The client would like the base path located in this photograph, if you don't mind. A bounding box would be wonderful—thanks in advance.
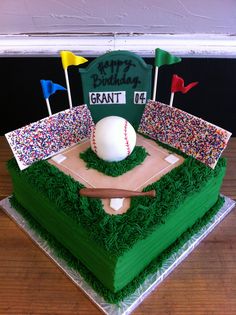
[49,134,184,215]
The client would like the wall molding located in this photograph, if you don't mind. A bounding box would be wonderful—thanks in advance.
[1,33,236,58]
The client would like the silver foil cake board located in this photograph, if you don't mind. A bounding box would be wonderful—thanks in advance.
[0,196,235,315]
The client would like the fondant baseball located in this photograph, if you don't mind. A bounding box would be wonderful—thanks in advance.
[91,116,136,162]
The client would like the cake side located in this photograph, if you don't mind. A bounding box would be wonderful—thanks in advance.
[114,164,226,291]
[7,158,118,291]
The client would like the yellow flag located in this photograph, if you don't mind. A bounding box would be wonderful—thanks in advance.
[60,51,88,70]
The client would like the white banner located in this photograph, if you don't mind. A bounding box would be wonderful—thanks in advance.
[89,91,126,105]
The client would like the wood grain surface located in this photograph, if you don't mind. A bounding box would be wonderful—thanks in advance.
[0,136,235,315]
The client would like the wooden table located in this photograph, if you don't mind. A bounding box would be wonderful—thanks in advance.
[0,136,236,314]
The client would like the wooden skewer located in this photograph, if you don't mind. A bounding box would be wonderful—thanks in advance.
[79,188,156,198]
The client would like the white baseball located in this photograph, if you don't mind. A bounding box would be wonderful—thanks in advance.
[90,116,136,162]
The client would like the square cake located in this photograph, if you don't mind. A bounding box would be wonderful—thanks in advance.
[6,49,231,304]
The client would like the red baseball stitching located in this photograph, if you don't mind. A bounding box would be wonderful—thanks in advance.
[124,120,131,156]
[91,126,97,153]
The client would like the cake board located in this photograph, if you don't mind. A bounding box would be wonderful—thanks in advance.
[0,196,235,315]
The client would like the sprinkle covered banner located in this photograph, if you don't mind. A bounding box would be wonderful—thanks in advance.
[5,105,94,170]
[138,101,231,169]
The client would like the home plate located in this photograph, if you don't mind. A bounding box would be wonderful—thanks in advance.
[48,134,184,215]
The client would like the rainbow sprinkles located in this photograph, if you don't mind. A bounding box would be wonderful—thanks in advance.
[5,105,94,170]
[138,101,231,169]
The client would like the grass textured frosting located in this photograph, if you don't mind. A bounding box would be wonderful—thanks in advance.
[80,145,148,177]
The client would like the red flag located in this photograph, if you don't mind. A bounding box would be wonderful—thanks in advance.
[171,74,198,94]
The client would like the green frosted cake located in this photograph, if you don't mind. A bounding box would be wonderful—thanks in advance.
[5,49,231,304]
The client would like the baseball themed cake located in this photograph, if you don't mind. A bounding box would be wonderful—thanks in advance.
[3,48,233,311]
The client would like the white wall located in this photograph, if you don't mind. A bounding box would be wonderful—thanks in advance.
[0,0,236,57]
[1,0,236,35]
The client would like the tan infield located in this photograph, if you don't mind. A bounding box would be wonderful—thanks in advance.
[48,134,184,215]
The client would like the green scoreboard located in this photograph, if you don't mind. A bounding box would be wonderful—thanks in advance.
[80,51,152,128]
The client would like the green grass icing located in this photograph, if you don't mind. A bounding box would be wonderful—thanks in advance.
[7,148,226,258]
[80,145,148,177]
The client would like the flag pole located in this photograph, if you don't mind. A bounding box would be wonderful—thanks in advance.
[45,98,52,116]
[170,74,198,107]
[153,48,182,102]
[169,92,175,107]
[152,66,159,101]
[60,51,88,110]
[64,69,73,109]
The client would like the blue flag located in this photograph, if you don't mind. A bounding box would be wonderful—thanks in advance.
[40,80,66,99]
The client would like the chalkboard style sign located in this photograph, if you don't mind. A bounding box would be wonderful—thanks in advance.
[79,51,152,127]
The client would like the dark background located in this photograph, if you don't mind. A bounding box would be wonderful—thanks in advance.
[1,57,235,136]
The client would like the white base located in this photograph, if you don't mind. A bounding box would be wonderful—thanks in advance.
[0,196,235,315]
